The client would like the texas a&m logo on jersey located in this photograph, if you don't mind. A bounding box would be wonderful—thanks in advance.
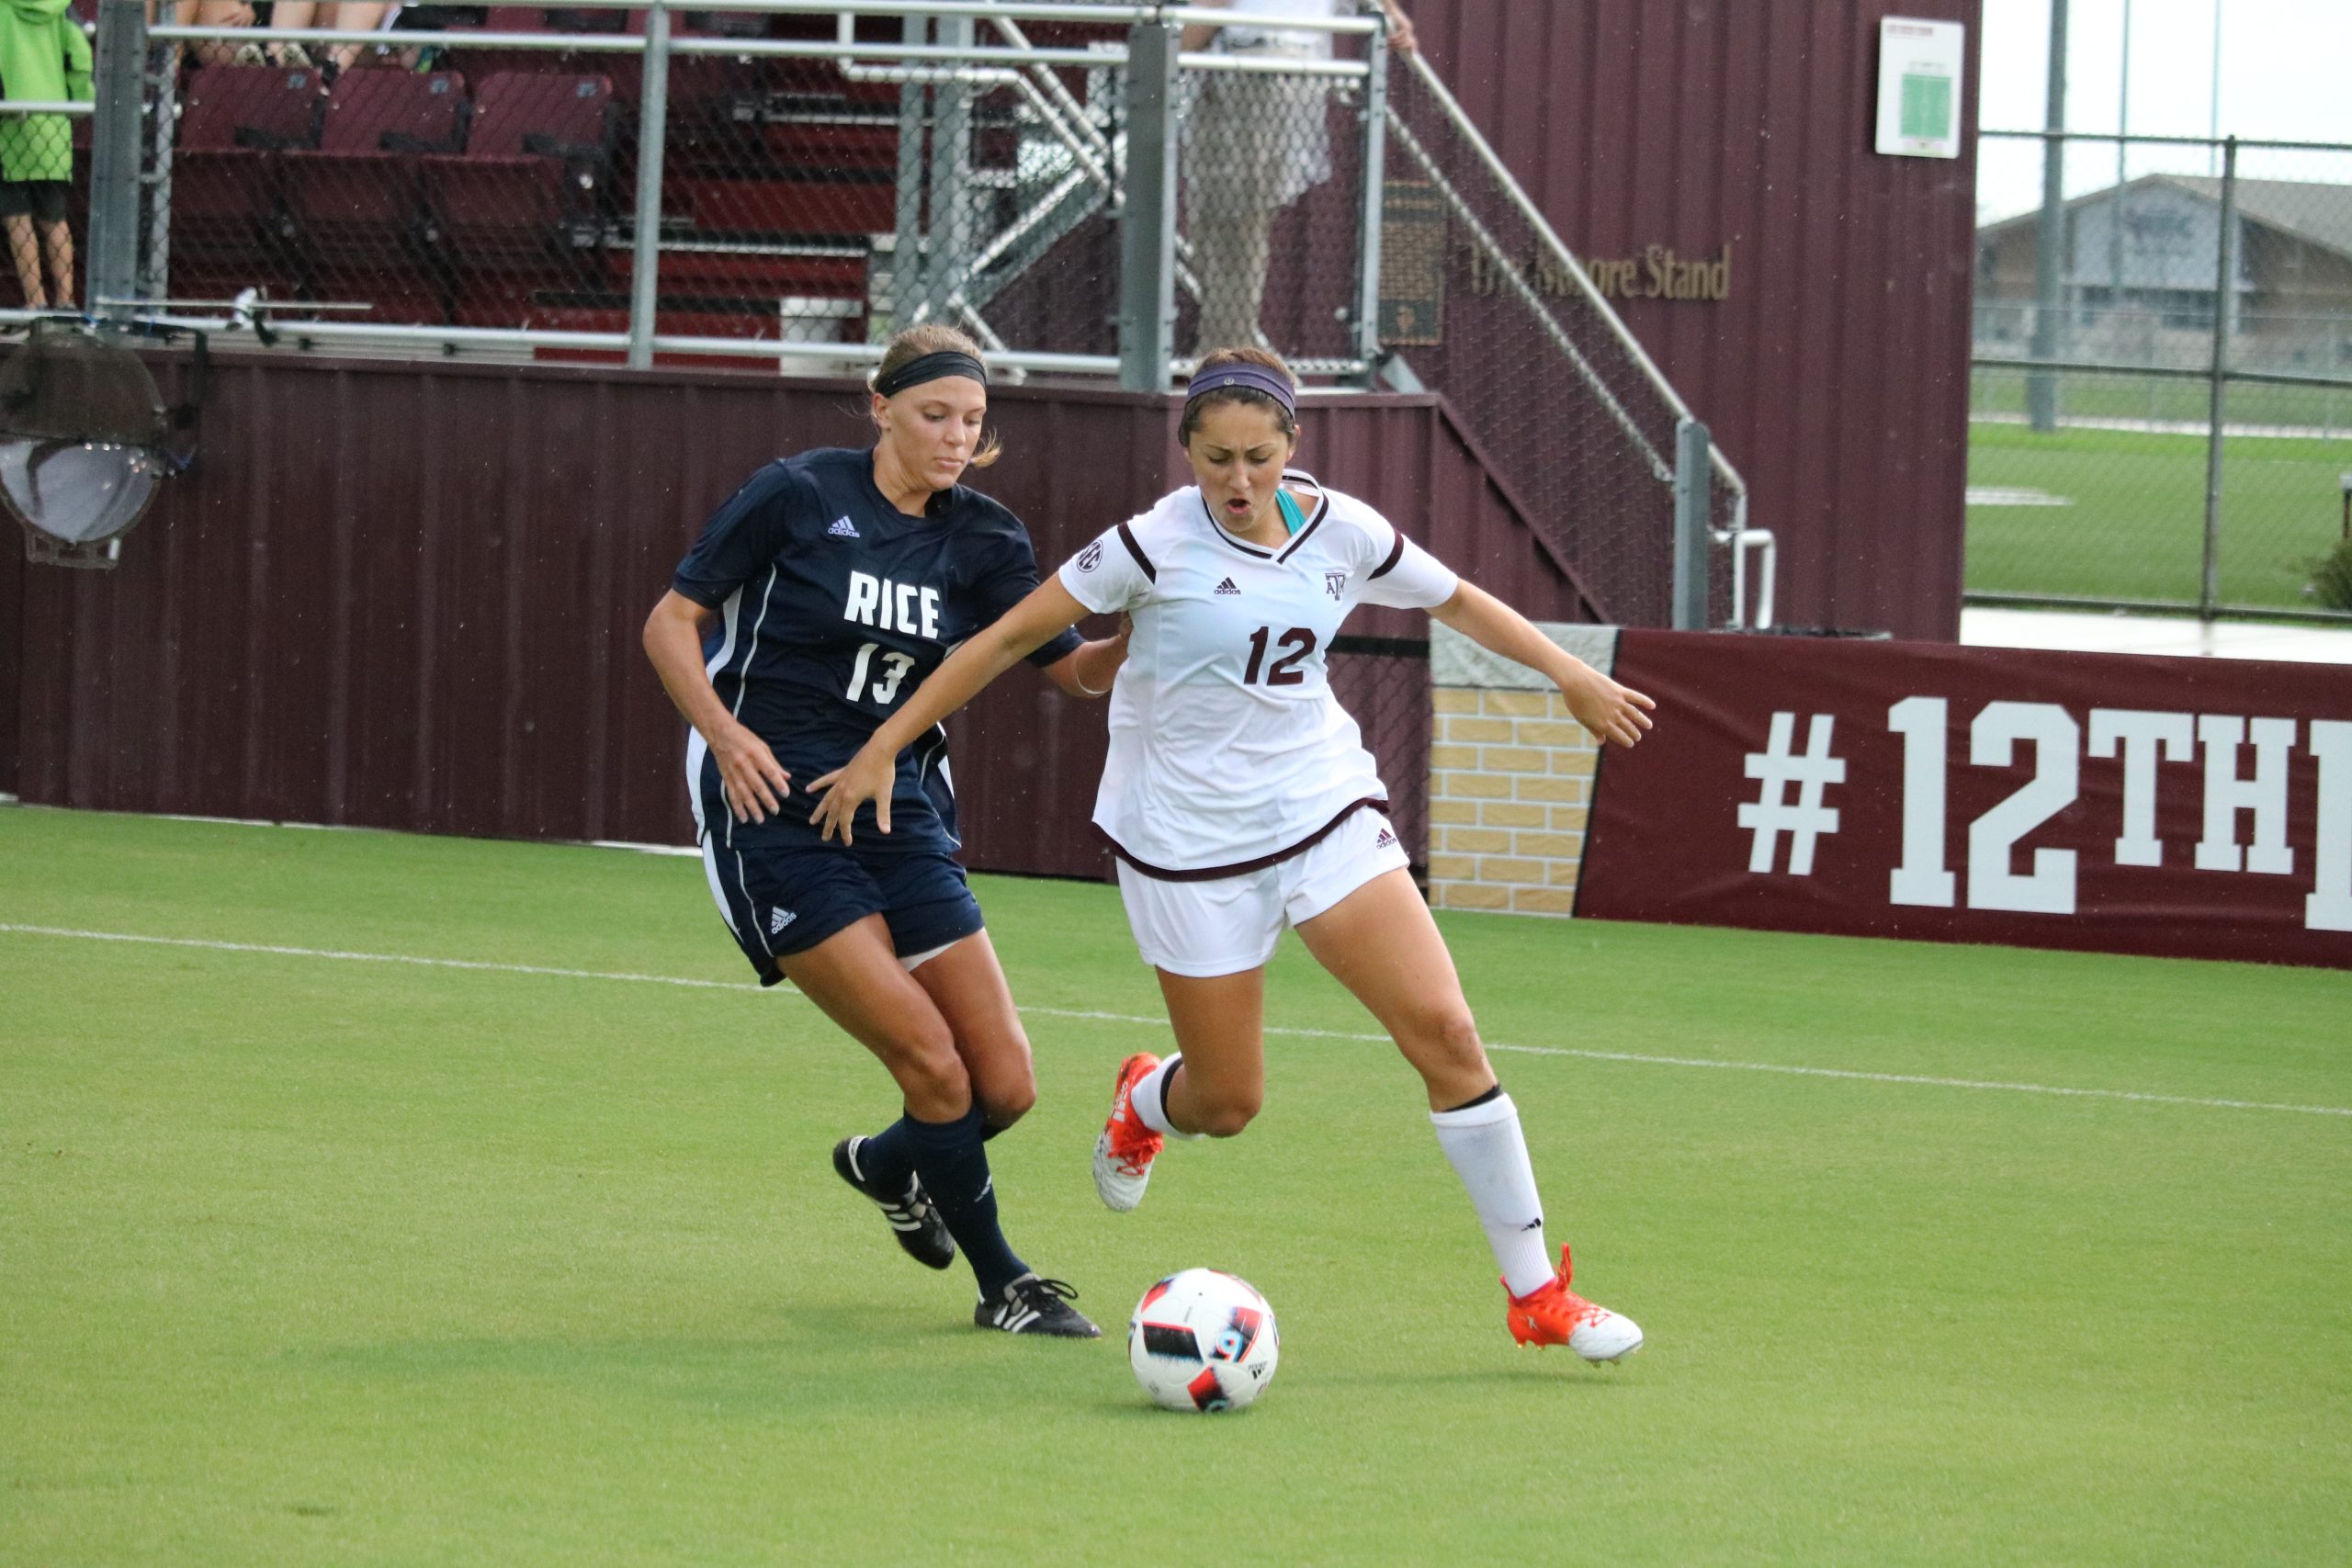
[1324,570,1349,602]
[1077,540,1103,572]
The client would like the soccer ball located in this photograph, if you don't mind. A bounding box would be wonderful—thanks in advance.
[1126,1268,1280,1413]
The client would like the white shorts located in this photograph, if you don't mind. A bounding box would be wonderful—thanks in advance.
[1114,808,1408,977]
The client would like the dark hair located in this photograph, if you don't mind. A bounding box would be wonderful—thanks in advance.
[870,324,1001,468]
[1178,346,1299,447]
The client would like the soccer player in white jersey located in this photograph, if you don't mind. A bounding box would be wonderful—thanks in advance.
[810,349,1656,1361]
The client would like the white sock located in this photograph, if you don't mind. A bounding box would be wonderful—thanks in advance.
[1430,1090,1555,1298]
[1131,1055,1204,1140]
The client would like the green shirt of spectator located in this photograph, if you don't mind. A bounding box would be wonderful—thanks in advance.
[0,0,95,185]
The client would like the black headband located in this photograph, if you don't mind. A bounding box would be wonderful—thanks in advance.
[1183,362,1296,415]
[874,350,989,399]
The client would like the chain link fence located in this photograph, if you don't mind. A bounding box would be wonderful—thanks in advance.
[1973,129,2352,620]
[89,3,1385,375]
[1327,632,1429,871]
[1379,52,1755,632]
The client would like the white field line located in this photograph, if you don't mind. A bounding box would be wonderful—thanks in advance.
[4,922,2347,1121]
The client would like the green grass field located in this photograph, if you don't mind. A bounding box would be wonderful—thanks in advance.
[1965,420,2352,610]
[1970,367,2352,435]
[6,807,2349,1564]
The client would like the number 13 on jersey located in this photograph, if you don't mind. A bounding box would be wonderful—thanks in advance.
[847,641,916,705]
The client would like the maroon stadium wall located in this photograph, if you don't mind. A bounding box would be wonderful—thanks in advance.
[1578,631,2352,968]
[1407,0,1984,638]
[4,355,1589,875]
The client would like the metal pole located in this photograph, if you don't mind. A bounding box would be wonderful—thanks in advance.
[2028,0,2069,433]
[143,65,178,302]
[1117,19,1177,392]
[892,12,929,330]
[2109,0,2128,334]
[2199,136,2237,620]
[86,0,150,319]
[1672,419,1711,631]
[627,2,673,370]
[927,12,977,324]
[2208,0,2222,174]
[1350,21,1387,385]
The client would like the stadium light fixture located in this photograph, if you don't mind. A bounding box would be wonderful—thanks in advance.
[0,320,178,569]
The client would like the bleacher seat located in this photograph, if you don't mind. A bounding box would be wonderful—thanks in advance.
[169,66,323,296]
[423,73,613,288]
[282,70,467,319]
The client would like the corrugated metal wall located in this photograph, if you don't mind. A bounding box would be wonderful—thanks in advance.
[5,355,1588,874]
[1408,0,1983,637]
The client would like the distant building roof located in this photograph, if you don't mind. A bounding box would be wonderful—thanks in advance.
[1979,175,2352,265]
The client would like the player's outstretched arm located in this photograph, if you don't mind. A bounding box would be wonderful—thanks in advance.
[1038,617,1132,700]
[641,590,794,823]
[1428,581,1657,749]
[808,577,1092,843]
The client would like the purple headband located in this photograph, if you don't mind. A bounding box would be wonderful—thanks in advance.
[1183,362,1296,415]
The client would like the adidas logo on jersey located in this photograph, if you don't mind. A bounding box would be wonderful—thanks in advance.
[1374,828,1397,850]
[1214,578,1240,596]
[769,907,798,935]
[828,515,860,538]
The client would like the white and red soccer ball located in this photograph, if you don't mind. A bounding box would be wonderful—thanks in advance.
[1126,1268,1280,1413]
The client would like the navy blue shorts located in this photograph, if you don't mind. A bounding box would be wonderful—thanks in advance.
[698,838,983,986]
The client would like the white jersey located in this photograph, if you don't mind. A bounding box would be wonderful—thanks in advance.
[1214,0,1343,57]
[1057,472,1459,878]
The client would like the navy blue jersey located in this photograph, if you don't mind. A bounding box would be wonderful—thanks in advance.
[672,446,1081,853]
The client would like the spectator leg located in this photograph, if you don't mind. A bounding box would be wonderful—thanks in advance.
[7,215,48,310]
[42,220,74,310]
[322,4,391,71]
[1191,203,1275,355]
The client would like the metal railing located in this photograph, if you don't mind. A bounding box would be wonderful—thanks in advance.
[1381,51,1767,629]
[26,1,1764,633]
[1973,127,2352,621]
[76,0,1382,382]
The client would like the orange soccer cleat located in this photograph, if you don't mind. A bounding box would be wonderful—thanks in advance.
[1505,1245,1644,1363]
[1091,1053,1165,1213]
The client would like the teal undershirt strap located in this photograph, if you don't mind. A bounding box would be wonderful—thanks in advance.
[1275,488,1306,536]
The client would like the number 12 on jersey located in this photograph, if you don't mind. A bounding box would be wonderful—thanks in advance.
[847,641,916,705]
[1243,626,1317,686]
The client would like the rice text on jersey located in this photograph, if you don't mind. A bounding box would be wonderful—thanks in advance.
[844,570,944,639]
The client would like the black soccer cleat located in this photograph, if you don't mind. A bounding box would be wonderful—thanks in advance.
[831,1136,956,1270]
[975,1274,1101,1338]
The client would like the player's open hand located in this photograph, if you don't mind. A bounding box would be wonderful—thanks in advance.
[1561,667,1657,749]
[712,723,792,823]
[807,746,896,845]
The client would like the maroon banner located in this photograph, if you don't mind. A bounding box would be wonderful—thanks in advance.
[1577,630,2352,968]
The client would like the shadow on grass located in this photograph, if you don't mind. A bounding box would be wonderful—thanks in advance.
[311,1302,1127,1418]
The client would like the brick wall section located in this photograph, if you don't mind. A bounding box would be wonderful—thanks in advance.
[1427,624,1617,917]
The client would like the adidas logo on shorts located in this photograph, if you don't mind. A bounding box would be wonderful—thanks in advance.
[1214,578,1240,595]
[828,515,860,538]
[769,907,798,935]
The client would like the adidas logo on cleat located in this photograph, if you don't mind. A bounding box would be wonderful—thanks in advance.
[828,515,860,538]
[1214,578,1240,596]
[769,907,797,935]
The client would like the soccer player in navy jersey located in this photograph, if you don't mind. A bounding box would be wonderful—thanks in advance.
[640,325,1130,1337]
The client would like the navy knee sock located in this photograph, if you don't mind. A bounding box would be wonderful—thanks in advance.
[854,1117,920,1195]
[857,1106,1008,1195]
[865,1104,1011,1189]
[901,1106,1028,1297]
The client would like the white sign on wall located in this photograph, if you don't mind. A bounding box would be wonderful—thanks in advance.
[1876,17,1965,159]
